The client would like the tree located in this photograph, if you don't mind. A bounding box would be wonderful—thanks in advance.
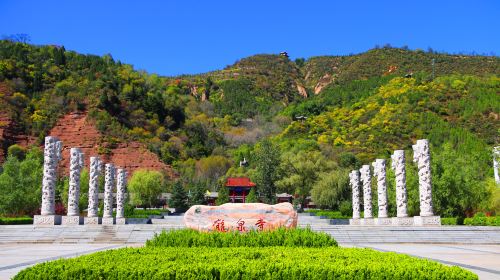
[277,150,337,205]
[310,169,350,209]
[195,155,232,182]
[7,144,27,160]
[216,185,229,205]
[189,180,206,206]
[245,188,258,203]
[170,181,189,212]
[128,170,164,208]
[254,139,281,204]
[0,147,43,216]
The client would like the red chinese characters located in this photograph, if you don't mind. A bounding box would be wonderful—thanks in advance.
[255,218,266,231]
[212,219,227,232]
[236,219,246,232]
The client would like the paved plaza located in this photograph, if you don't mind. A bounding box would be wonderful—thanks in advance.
[0,214,499,279]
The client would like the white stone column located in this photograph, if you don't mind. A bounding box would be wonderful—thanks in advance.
[66,148,84,216]
[391,150,408,217]
[349,170,361,225]
[85,156,102,225]
[412,139,434,216]
[494,146,500,185]
[35,136,63,226]
[373,159,391,225]
[413,139,440,225]
[360,165,373,225]
[102,163,116,224]
[115,168,127,224]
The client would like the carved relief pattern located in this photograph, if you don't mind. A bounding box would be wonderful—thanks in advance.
[87,156,102,217]
[349,170,361,219]
[103,163,115,218]
[391,150,408,218]
[372,159,388,218]
[360,165,372,218]
[115,168,127,219]
[413,139,434,217]
[67,148,84,216]
[41,136,63,215]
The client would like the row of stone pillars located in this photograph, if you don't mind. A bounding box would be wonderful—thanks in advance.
[349,139,441,226]
[34,136,128,226]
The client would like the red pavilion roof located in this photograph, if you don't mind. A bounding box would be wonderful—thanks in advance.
[225,177,256,187]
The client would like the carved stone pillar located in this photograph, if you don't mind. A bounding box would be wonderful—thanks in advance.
[413,139,440,225]
[359,165,373,225]
[35,136,63,226]
[115,168,128,224]
[390,150,413,226]
[85,156,102,225]
[62,148,85,225]
[349,170,361,225]
[102,163,116,225]
[373,159,391,225]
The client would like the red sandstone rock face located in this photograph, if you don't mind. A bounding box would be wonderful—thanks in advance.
[184,203,298,232]
[47,111,174,178]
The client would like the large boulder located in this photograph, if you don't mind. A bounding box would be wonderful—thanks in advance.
[184,202,297,232]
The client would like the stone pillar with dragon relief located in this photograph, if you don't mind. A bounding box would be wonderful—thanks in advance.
[102,163,116,225]
[62,148,85,225]
[372,159,391,225]
[349,170,361,225]
[84,156,102,225]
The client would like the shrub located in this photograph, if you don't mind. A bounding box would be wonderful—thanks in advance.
[464,213,500,226]
[0,217,33,225]
[441,217,458,225]
[315,210,350,219]
[146,228,338,248]
[14,247,477,280]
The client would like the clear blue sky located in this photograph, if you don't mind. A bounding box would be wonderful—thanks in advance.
[1,1,498,76]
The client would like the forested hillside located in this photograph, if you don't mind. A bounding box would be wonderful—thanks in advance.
[0,39,498,217]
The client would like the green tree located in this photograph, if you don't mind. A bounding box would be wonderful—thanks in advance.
[0,147,43,216]
[189,180,206,206]
[170,181,189,212]
[7,144,27,160]
[245,188,258,203]
[216,185,229,205]
[310,169,350,209]
[128,170,164,208]
[254,139,281,204]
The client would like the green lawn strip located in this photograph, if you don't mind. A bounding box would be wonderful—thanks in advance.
[0,217,33,225]
[14,247,477,280]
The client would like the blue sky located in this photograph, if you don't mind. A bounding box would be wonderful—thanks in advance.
[1,1,498,76]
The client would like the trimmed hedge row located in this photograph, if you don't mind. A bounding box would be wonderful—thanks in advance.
[14,247,477,280]
[464,215,500,226]
[146,228,338,248]
[0,217,33,225]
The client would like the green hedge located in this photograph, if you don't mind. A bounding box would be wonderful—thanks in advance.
[441,217,459,225]
[464,213,500,226]
[0,217,33,225]
[314,210,351,219]
[14,247,476,280]
[146,228,338,248]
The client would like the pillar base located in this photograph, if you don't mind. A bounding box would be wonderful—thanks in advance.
[360,218,374,225]
[116,218,127,225]
[374,217,392,225]
[102,217,115,225]
[414,216,441,226]
[84,217,101,225]
[34,215,61,226]
[391,217,414,226]
[61,216,83,225]
[349,218,361,225]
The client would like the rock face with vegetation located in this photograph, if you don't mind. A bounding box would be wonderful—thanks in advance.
[0,39,499,219]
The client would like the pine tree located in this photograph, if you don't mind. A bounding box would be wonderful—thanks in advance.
[216,185,229,205]
[190,181,206,206]
[170,181,188,212]
[255,139,281,204]
[245,188,258,203]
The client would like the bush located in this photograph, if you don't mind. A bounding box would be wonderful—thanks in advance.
[315,210,350,219]
[0,217,33,225]
[146,228,337,248]
[464,213,500,226]
[14,247,477,280]
[441,217,459,225]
